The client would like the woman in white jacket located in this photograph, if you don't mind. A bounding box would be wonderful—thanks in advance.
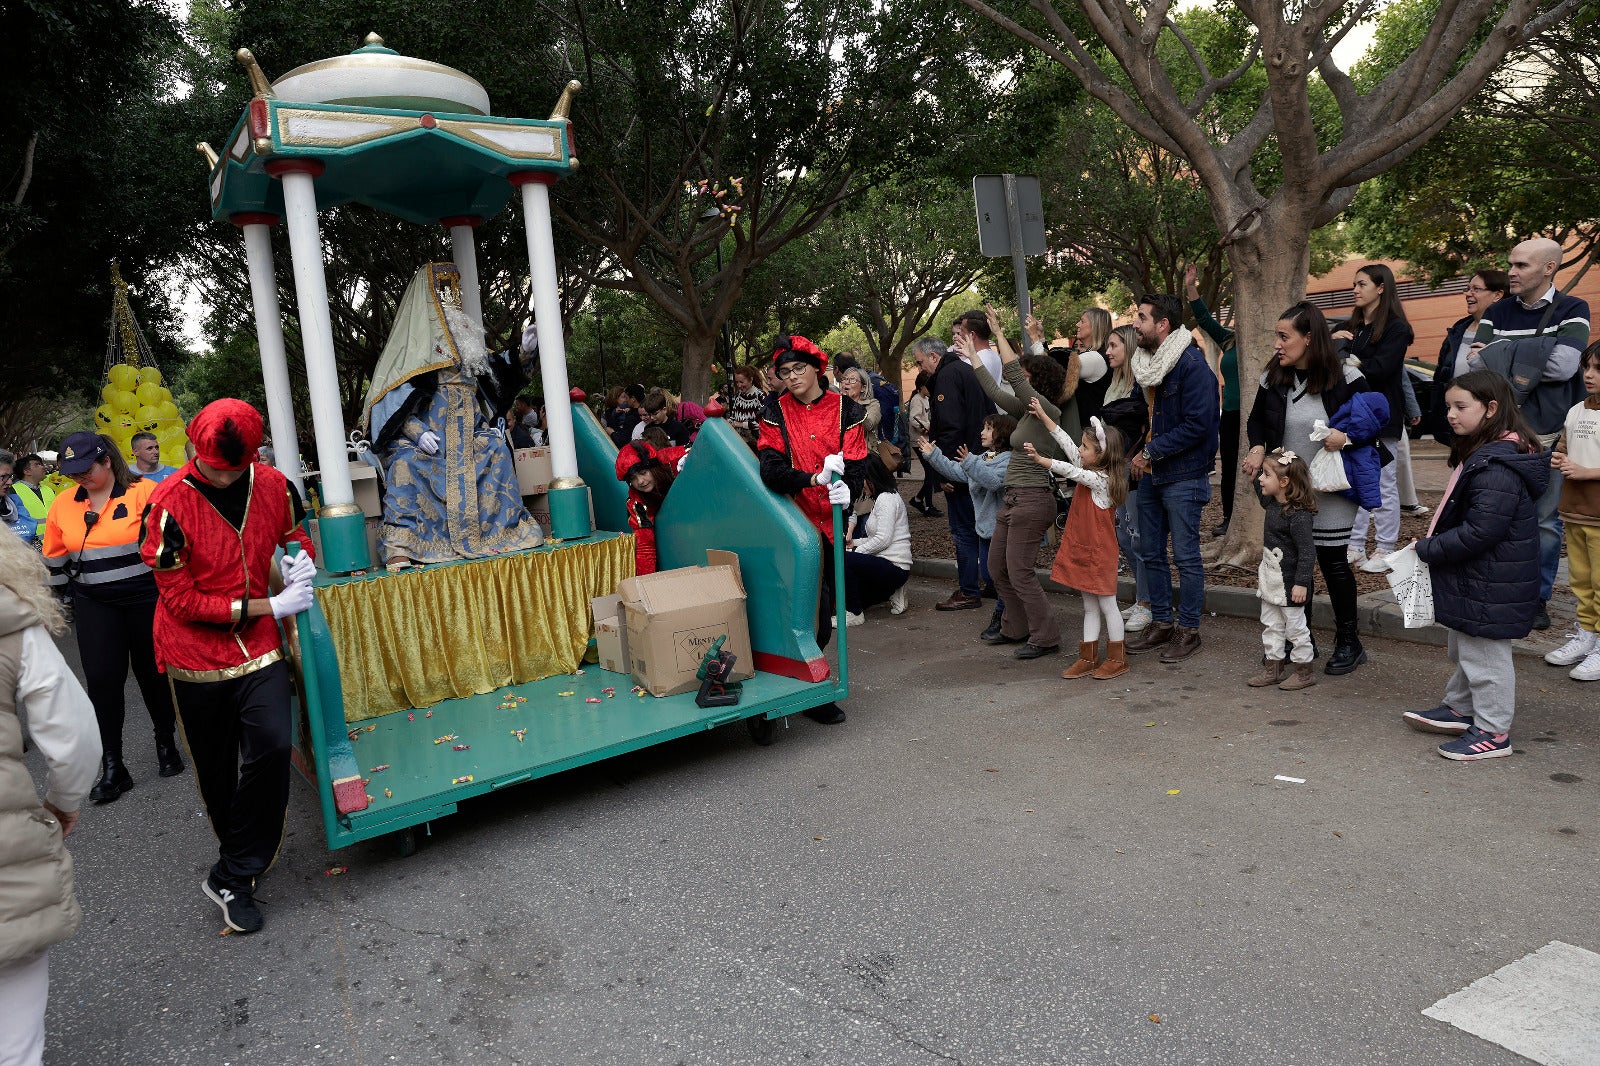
[0,527,100,1065]
[843,455,912,624]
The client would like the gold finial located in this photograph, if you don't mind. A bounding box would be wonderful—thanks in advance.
[364,32,384,45]
[196,142,219,168]
[549,80,582,122]
[236,47,275,99]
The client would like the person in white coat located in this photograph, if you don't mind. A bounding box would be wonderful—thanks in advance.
[0,528,100,1066]
[843,455,912,624]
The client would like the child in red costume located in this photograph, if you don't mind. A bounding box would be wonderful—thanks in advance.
[614,439,688,576]
[141,399,313,935]
[756,335,868,723]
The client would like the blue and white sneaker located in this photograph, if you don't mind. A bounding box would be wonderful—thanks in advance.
[1403,704,1472,735]
[1438,727,1512,761]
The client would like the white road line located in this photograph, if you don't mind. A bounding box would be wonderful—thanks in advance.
[1423,940,1600,1066]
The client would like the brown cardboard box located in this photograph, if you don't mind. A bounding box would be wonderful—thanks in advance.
[590,593,630,675]
[618,549,752,697]
[350,463,382,519]
[514,447,553,496]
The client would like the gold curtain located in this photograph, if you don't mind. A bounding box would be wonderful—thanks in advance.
[319,536,634,723]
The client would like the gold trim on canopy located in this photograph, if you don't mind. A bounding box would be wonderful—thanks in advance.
[318,537,634,722]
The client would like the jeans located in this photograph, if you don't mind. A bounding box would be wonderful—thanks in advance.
[1350,448,1401,556]
[843,552,909,614]
[1115,499,1148,603]
[1137,475,1210,628]
[1538,468,1564,603]
[992,486,1061,647]
[944,485,980,597]
[977,537,1003,611]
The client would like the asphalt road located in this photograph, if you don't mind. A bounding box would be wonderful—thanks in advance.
[31,578,1599,1065]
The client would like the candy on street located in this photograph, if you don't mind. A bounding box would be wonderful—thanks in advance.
[452,744,470,751]
[451,775,474,784]
[325,865,347,877]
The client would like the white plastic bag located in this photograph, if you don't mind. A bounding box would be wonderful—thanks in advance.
[1308,421,1352,494]
[1383,544,1434,628]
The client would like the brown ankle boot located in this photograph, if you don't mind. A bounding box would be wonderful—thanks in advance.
[1092,640,1128,679]
[1061,641,1100,679]
[1247,659,1285,687]
[1278,661,1317,690]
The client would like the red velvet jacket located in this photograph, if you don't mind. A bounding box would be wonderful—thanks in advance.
[140,463,311,682]
[623,445,689,576]
[756,390,869,541]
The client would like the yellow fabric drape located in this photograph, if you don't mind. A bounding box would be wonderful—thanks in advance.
[319,536,634,723]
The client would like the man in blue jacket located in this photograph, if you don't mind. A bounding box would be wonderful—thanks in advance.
[1124,294,1221,663]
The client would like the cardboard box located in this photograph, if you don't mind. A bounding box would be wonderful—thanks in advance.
[590,594,630,674]
[350,463,382,519]
[514,447,553,496]
[618,549,752,697]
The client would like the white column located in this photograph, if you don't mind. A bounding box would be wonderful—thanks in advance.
[517,179,578,480]
[278,169,354,508]
[448,224,484,328]
[239,222,304,494]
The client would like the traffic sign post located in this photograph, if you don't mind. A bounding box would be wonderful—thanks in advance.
[973,174,1045,332]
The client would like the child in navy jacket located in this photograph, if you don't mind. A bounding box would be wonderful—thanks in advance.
[1403,371,1548,760]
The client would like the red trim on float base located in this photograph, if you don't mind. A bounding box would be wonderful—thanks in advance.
[265,159,326,178]
[752,650,831,683]
[508,171,559,188]
[230,212,280,228]
[440,215,484,229]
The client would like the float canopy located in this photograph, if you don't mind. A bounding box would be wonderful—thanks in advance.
[206,34,575,226]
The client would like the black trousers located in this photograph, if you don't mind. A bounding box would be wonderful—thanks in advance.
[913,455,939,508]
[172,661,293,894]
[1220,408,1240,524]
[1315,546,1359,629]
[843,552,909,614]
[72,591,176,760]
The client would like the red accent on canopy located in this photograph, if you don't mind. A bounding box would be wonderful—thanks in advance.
[508,171,559,188]
[440,215,484,229]
[419,114,438,129]
[264,159,326,178]
[569,387,587,402]
[229,212,280,228]
[703,399,727,419]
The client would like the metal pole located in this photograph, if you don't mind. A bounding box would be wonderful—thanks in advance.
[1003,173,1031,330]
[446,221,484,328]
[237,218,304,495]
[514,178,579,481]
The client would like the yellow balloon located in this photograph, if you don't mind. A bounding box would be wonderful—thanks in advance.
[135,382,162,407]
[111,389,138,414]
[94,404,115,428]
[101,383,120,405]
[156,401,179,421]
[160,446,187,467]
[107,364,138,390]
[137,367,163,387]
[136,405,162,431]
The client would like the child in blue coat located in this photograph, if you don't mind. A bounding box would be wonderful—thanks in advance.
[1403,371,1548,760]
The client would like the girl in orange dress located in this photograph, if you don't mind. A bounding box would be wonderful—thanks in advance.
[1023,398,1131,679]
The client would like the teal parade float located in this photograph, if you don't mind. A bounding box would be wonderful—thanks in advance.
[200,36,849,854]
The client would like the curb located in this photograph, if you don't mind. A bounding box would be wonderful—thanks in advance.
[910,557,1546,659]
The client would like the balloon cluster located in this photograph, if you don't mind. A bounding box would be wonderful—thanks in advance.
[95,364,188,465]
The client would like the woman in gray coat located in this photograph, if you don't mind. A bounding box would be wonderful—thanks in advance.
[0,531,100,1065]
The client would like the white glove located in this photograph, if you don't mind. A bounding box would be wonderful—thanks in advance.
[813,453,846,486]
[827,479,851,507]
[676,452,689,472]
[279,550,316,585]
[418,431,440,455]
[269,579,314,619]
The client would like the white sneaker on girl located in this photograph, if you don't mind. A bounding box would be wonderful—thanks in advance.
[1545,628,1598,667]
[1571,649,1600,682]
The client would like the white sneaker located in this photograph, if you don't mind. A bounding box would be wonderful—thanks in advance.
[1359,555,1391,574]
[1125,604,1153,632]
[889,586,908,615]
[1571,648,1600,682]
[1545,629,1598,667]
[1120,603,1135,621]
[844,611,865,627]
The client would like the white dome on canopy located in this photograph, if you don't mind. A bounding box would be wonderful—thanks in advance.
[271,34,492,116]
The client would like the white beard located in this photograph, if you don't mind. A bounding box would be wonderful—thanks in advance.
[441,290,490,378]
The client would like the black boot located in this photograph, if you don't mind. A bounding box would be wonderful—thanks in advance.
[979,607,1004,642]
[1324,621,1367,676]
[155,734,185,778]
[89,755,134,804]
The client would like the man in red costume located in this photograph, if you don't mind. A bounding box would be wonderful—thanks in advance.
[757,335,868,723]
[615,439,689,576]
[140,399,314,935]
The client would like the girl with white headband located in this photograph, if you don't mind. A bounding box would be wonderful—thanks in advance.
[1023,402,1131,679]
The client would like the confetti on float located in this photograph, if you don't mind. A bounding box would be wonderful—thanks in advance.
[585,697,602,704]
[452,744,470,751]
[369,764,389,773]
[511,728,527,743]
[452,775,474,785]
[383,788,393,799]
[434,734,459,745]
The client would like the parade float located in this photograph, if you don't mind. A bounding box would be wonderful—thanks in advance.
[200,36,848,854]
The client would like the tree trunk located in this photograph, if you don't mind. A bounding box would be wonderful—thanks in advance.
[679,330,718,404]
[1209,212,1312,570]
